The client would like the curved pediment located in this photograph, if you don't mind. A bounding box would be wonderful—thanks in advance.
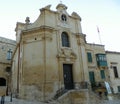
[71,12,81,21]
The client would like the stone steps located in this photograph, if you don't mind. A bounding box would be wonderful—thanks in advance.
[1,92,120,104]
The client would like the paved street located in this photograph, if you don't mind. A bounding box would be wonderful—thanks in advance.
[99,100,120,104]
[0,96,120,104]
[0,96,46,104]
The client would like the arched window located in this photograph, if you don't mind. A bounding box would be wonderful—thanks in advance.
[0,78,6,86]
[61,32,70,47]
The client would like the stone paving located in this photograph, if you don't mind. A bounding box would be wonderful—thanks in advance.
[1,96,120,104]
[98,100,120,104]
[0,96,46,104]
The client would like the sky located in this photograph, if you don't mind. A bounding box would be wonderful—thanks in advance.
[0,0,120,51]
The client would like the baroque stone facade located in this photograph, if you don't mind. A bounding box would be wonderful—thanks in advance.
[10,3,110,102]
[0,37,16,95]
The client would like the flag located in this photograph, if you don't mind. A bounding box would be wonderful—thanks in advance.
[96,25,102,44]
[97,26,100,33]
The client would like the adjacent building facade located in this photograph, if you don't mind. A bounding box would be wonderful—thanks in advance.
[0,37,16,95]
[11,3,109,101]
[106,51,120,93]
[86,44,108,92]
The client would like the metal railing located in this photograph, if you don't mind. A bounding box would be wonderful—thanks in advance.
[54,87,67,100]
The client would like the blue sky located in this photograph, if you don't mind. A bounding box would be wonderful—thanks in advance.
[0,0,120,51]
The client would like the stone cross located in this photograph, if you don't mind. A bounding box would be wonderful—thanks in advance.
[60,0,62,4]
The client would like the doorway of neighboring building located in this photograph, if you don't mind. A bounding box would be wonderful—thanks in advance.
[89,71,95,83]
[89,71,95,89]
[63,64,74,90]
[0,78,6,86]
[0,78,7,96]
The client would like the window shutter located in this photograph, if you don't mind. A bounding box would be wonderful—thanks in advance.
[87,52,92,62]
[118,86,120,92]
[100,70,105,79]
[113,66,119,78]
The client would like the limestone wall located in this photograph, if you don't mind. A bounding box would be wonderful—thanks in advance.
[106,51,120,93]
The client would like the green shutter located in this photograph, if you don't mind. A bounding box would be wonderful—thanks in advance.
[87,52,92,62]
[89,71,95,83]
[100,70,105,79]
[118,86,120,92]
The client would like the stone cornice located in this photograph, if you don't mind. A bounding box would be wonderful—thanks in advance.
[0,61,11,65]
[22,26,55,43]
[74,33,86,45]
[22,26,55,34]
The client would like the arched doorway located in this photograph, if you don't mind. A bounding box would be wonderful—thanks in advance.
[0,78,7,96]
[0,78,6,86]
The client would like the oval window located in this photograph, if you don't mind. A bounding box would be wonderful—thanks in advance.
[61,14,67,21]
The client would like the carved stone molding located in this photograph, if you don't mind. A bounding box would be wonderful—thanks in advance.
[75,33,86,46]
[57,48,77,61]
[23,33,52,44]
[40,32,52,41]
[22,26,54,43]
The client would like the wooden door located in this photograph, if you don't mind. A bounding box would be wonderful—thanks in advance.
[63,64,74,90]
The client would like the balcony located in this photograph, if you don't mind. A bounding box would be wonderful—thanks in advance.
[96,54,107,68]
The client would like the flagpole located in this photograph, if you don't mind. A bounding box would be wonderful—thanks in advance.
[97,26,102,44]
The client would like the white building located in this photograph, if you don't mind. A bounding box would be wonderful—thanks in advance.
[106,51,120,93]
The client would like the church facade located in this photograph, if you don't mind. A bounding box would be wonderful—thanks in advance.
[11,3,109,101]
